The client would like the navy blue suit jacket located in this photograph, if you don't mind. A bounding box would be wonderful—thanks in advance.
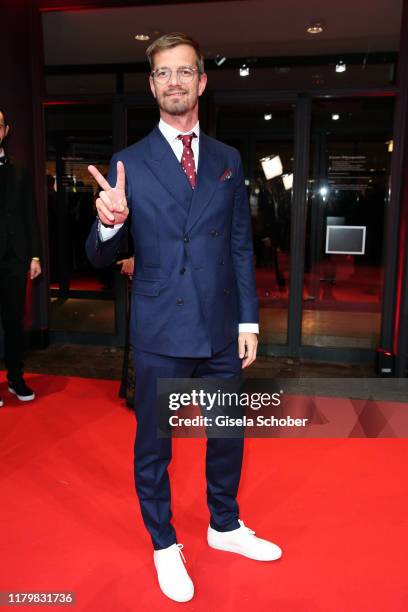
[86,126,258,358]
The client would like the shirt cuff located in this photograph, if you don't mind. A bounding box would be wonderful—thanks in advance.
[98,220,124,242]
[239,323,259,334]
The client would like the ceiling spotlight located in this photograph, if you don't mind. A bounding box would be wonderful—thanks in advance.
[387,140,393,152]
[336,61,346,73]
[332,114,340,121]
[239,64,250,77]
[134,34,150,41]
[307,22,324,34]
[215,54,226,67]
[264,113,272,121]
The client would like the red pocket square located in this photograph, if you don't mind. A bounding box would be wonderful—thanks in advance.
[219,168,233,182]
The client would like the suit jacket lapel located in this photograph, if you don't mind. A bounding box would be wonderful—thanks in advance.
[144,126,193,212]
[185,131,221,234]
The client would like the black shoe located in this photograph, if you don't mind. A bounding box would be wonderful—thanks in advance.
[8,379,35,402]
[0,396,3,407]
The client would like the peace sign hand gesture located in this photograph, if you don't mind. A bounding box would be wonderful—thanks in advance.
[88,161,129,226]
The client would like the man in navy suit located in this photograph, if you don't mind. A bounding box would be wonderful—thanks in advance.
[86,32,281,603]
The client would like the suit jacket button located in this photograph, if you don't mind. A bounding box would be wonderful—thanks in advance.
[210,229,217,237]
[176,298,184,305]
[180,267,186,274]
[183,234,190,243]
[223,288,230,295]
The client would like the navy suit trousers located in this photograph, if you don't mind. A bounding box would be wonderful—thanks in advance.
[132,339,244,550]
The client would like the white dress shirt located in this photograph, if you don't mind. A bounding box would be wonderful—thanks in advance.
[158,118,200,167]
[98,119,258,334]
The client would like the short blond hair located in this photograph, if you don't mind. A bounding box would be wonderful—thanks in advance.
[146,32,204,74]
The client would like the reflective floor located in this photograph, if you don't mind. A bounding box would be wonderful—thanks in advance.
[50,297,115,333]
[260,308,380,348]
[0,344,375,382]
[50,297,380,350]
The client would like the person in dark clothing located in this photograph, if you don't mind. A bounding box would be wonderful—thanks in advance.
[117,256,135,409]
[0,110,42,406]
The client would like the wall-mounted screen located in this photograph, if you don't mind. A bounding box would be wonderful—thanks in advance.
[325,226,366,255]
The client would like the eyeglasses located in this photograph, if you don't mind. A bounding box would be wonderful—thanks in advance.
[151,66,200,84]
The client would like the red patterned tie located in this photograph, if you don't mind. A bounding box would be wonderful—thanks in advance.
[178,133,197,189]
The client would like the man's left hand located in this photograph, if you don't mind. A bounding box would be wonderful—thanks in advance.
[30,259,42,280]
[238,332,258,369]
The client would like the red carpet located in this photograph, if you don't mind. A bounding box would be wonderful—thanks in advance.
[50,272,105,292]
[0,372,407,611]
[255,267,382,311]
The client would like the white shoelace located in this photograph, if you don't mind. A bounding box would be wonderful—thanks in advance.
[176,543,186,563]
[238,519,256,536]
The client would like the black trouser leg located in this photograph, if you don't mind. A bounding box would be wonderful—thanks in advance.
[0,258,28,382]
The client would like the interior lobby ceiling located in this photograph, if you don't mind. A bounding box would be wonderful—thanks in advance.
[42,0,402,67]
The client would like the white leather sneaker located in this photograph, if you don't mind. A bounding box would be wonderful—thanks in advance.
[153,543,194,602]
[207,519,282,561]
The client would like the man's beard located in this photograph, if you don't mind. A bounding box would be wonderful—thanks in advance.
[158,89,195,116]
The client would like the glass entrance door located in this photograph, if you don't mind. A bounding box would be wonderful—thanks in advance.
[302,96,394,350]
[216,100,295,347]
[45,103,125,344]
